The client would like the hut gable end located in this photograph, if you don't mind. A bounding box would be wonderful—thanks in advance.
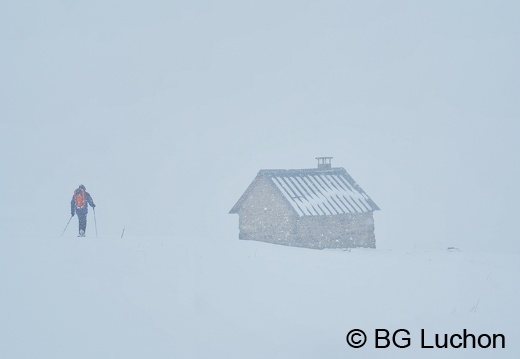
[233,175,294,218]
[230,174,297,245]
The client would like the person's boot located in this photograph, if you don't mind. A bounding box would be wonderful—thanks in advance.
[79,229,85,237]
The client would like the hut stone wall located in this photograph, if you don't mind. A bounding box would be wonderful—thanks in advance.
[237,176,298,246]
[295,212,375,249]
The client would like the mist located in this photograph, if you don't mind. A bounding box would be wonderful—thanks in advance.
[1,0,519,250]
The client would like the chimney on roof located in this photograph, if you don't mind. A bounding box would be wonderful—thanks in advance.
[316,157,333,170]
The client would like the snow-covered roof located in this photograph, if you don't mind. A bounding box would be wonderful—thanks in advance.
[230,167,380,216]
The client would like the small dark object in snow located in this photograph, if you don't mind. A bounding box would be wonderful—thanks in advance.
[447,247,460,251]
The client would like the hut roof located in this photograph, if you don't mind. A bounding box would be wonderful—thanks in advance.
[229,167,380,216]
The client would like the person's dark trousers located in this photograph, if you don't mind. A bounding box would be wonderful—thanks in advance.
[78,214,87,234]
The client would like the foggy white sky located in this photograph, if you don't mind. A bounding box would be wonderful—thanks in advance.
[1,1,519,250]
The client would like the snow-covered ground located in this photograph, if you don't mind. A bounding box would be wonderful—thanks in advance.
[1,233,518,359]
[2,1,519,358]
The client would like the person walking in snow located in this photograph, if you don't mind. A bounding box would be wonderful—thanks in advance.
[71,185,96,237]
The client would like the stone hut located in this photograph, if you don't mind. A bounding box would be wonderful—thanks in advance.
[229,157,380,249]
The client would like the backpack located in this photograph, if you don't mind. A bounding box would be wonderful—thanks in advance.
[74,189,86,208]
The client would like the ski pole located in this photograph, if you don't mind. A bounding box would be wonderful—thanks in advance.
[93,208,98,238]
[61,215,73,236]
